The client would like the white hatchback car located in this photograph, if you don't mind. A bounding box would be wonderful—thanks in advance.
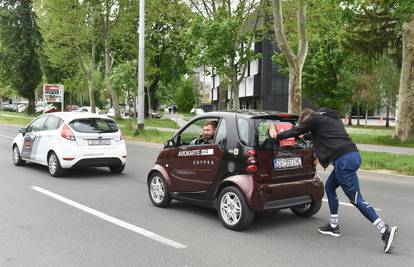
[12,112,127,177]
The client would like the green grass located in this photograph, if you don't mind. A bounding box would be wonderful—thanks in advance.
[0,111,34,126]
[122,127,174,144]
[346,126,414,148]
[360,151,414,176]
[116,117,179,129]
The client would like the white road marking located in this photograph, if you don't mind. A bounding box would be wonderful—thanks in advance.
[31,186,187,249]
[322,198,381,211]
[0,134,13,139]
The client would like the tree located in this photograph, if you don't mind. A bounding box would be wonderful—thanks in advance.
[395,17,414,141]
[0,0,42,114]
[272,0,308,114]
[34,0,99,113]
[374,55,400,127]
[174,79,197,113]
[189,0,263,110]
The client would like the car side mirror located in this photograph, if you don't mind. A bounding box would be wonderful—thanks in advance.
[164,139,175,148]
[19,127,26,135]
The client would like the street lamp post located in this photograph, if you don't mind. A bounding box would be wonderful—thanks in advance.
[137,0,145,131]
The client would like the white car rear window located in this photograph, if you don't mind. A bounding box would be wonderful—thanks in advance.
[69,118,118,133]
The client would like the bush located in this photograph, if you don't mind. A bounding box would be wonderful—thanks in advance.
[174,79,197,113]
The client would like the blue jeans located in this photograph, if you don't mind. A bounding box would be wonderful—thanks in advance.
[325,152,379,223]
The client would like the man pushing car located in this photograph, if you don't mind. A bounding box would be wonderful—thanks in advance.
[269,107,398,253]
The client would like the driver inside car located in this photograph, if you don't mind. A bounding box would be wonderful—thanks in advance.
[191,121,217,145]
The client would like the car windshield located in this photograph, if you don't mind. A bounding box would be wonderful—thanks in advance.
[254,118,298,150]
[69,118,118,133]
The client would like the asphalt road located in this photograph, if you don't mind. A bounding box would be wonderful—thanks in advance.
[0,124,413,267]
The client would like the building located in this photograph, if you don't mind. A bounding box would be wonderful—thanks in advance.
[204,39,289,112]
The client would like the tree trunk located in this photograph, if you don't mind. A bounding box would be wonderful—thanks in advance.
[27,96,35,115]
[364,102,368,127]
[357,102,360,126]
[272,0,308,115]
[146,86,152,116]
[103,6,121,119]
[231,76,239,110]
[386,103,390,128]
[218,78,228,111]
[347,108,352,126]
[288,68,302,114]
[394,18,414,141]
[87,73,96,113]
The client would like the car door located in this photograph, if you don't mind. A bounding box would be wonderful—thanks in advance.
[35,115,63,163]
[21,115,48,161]
[169,118,225,192]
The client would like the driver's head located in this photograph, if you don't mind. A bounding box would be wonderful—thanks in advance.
[202,121,217,140]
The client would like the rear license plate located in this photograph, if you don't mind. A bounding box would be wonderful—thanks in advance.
[88,139,110,146]
[273,157,302,169]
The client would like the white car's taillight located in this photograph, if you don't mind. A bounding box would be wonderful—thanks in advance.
[61,124,76,141]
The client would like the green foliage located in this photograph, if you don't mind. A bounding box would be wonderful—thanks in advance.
[360,151,414,176]
[0,0,42,113]
[174,79,197,113]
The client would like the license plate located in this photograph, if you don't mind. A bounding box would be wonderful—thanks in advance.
[87,139,110,146]
[273,157,302,169]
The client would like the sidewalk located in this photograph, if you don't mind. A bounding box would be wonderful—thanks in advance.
[356,143,414,155]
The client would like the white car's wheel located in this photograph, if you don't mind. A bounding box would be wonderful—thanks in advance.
[12,145,25,166]
[48,152,64,177]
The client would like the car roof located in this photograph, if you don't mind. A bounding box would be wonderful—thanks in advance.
[193,110,298,120]
[47,112,112,122]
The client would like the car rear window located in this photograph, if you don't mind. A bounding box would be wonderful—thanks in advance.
[254,118,298,149]
[69,118,118,133]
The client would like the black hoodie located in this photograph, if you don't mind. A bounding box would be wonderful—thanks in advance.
[275,107,358,168]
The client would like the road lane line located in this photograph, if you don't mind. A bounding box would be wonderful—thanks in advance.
[31,185,187,249]
[322,198,381,211]
[0,134,13,139]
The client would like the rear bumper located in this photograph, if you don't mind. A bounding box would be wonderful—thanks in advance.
[58,144,127,169]
[254,173,324,212]
[223,172,324,212]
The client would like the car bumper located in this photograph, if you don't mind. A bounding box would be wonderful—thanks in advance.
[252,173,324,212]
[59,145,127,169]
[223,172,324,212]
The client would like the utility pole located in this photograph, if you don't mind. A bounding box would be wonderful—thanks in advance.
[137,0,145,131]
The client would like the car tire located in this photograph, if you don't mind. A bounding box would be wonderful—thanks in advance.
[290,199,322,217]
[48,152,64,177]
[148,173,171,207]
[12,145,25,166]
[109,165,125,174]
[217,186,254,231]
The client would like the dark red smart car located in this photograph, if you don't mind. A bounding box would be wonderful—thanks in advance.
[147,111,324,230]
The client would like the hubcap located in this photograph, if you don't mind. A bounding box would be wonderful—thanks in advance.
[295,203,311,212]
[220,192,242,226]
[13,147,20,163]
[49,154,57,174]
[150,176,165,203]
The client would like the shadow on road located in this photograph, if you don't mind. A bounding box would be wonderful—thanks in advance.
[22,163,124,179]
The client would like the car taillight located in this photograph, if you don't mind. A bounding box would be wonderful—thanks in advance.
[246,149,258,173]
[61,124,75,141]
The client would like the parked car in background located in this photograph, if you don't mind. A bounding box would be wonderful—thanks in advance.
[191,108,205,115]
[150,109,161,118]
[66,105,80,112]
[73,106,101,114]
[2,103,17,112]
[35,103,58,113]
[12,112,127,177]
[17,104,27,113]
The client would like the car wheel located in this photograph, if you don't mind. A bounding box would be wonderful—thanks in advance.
[48,152,64,177]
[148,173,171,207]
[217,186,254,231]
[290,199,322,217]
[12,145,25,166]
[109,165,125,174]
